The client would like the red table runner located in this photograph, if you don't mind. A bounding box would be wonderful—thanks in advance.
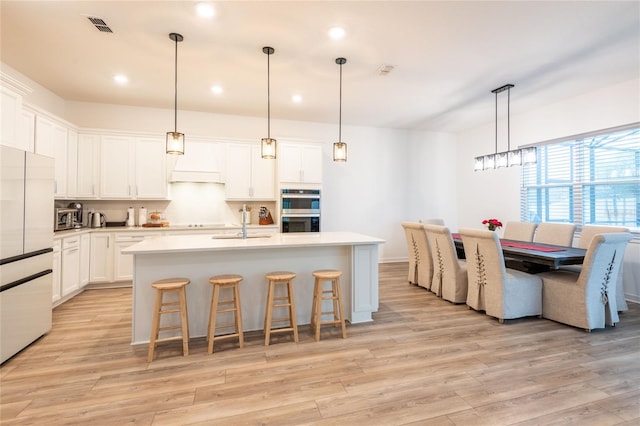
[451,234,566,252]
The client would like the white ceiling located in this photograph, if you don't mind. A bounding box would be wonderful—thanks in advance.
[1,1,638,132]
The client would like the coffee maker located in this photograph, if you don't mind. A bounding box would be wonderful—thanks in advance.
[67,202,84,228]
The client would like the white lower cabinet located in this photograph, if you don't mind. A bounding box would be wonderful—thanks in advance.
[114,233,154,281]
[90,233,113,283]
[52,240,62,304]
[80,233,90,287]
[61,236,80,297]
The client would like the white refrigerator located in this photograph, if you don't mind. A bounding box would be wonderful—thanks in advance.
[0,145,54,364]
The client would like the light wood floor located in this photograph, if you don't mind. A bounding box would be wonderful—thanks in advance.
[1,262,639,425]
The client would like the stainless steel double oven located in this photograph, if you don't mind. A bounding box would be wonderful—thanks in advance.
[280,189,320,233]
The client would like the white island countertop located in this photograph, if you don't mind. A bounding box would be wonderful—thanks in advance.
[122,231,385,255]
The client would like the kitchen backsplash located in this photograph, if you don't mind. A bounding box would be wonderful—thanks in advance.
[55,182,276,227]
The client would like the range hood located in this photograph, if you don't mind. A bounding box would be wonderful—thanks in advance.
[168,140,224,183]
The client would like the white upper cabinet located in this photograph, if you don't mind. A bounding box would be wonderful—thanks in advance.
[35,115,68,198]
[100,135,167,199]
[100,135,134,198]
[278,143,322,184]
[66,130,78,197]
[135,137,167,199]
[0,86,23,150]
[225,143,275,200]
[76,134,100,198]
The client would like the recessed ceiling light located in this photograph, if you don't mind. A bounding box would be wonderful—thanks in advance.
[113,74,128,84]
[328,26,346,40]
[211,85,223,94]
[196,2,215,18]
[292,94,303,103]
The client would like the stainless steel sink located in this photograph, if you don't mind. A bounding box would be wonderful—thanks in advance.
[211,233,273,239]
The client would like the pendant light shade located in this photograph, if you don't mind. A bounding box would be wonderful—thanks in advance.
[261,46,276,159]
[333,57,347,162]
[166,32,185,155]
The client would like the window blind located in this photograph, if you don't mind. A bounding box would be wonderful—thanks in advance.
[521,125,640,230]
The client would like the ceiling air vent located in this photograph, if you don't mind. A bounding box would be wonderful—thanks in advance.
[376,64,395,76]
[87,17,113,33]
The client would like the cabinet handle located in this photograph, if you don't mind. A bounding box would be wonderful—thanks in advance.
[54,181,58,194]
[300,170,304,182]
[107,237,110,248]
[128,185,131,196]
[92,184,95,196]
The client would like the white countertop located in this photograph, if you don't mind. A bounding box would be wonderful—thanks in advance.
[53,224,278,238]
[122,231,385,255]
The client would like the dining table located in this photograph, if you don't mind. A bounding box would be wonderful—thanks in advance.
[451,233,587,271]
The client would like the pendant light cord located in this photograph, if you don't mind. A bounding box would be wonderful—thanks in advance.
[173,37,178,132]
[267,51,271,139]
[507,86,511,151]
[339,61,343,142]
[494,91,498,155]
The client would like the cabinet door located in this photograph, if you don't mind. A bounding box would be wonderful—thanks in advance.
[35,116,68,197]
[135,137,167,199]
[52,241,61,303]
[61,246,80,296]
[300,145,322,183]
[100,136,134,198]
[89,233,113,283]
[278,144,302,183]
[0,87,22,149]
[225,143,252,199]
[77,134,100,198]
[66,130,78,197]
[250,144,275,199]
[80,234,90,287]
[19,110,35,153]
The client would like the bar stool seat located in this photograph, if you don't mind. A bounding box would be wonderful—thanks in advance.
[147,277,190,362]
[207,274,244,354]
[264,271,298,345]
[311,269,347,341]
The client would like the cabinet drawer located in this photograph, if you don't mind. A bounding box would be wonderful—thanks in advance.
[62,236,80,249]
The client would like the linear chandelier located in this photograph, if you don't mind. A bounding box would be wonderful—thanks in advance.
[474,83,536,171]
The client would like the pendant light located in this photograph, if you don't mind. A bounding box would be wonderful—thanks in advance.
[261,46,276,159]
[333,57,347,162]
[166,32,185,155]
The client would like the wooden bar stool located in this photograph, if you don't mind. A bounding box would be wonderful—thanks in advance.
[207,274,244,354]
[311,269,347,342]
[264,271,299,345]
[147,278,190,362]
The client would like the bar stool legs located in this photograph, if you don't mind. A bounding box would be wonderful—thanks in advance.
[207,274,244,354]
[264,271,299,345]
[147,278,190,362]
[311,270,347,342]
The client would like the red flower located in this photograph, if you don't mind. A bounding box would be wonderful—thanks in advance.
[482,218,502,230]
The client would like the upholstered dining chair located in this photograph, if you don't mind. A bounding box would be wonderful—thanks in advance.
[459,228,542,323]
[402,222,433,290]
[423,224,467,303]
[538,232,633,331]
[562,225,630,312]
[420,218,445,226]
[401,222,418,285]
[533,222,577,246]
[502,221,537,242]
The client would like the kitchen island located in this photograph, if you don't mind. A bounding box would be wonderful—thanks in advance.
[123,232,384,345]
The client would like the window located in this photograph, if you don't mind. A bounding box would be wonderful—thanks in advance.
[521,124,640,231]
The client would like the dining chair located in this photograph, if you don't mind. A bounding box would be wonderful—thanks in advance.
[420,218,445,226]
[538,232,633,331]
[562,225,630,312]
[401,222,418,285]
[533,222,577,246]
[502,221,537,242]
[423,224,467,303]
[459,228,542,322]
[402,222,433,290]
